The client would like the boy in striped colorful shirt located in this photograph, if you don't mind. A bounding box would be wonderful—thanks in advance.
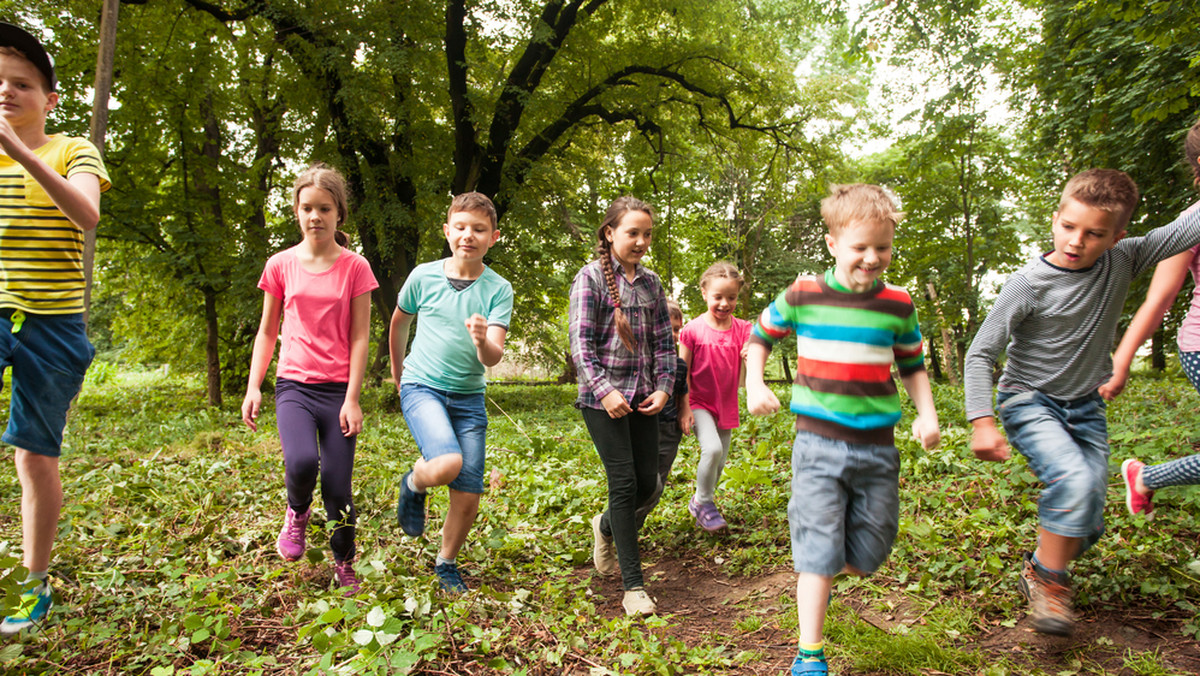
[746,184,939,676]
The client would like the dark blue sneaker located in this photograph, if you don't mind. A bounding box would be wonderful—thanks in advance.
[397,471,426,537]
[0,579,52,635]
[790,653,828,675]
[434,562,468,593]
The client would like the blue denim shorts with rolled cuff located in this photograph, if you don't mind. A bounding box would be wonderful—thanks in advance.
[400,382,487,494]
[0,310,94,458]
[997,389,1108,552]
[788,429,900,577]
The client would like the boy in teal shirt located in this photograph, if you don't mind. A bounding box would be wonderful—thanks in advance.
[390,192,513,593]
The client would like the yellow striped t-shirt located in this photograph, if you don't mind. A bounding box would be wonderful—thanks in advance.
[0,135,111,314]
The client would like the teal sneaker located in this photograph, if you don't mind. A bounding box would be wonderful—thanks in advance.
[0,580,52,635]
[790,653,828,674]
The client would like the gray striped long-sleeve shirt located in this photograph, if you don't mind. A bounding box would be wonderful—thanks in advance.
[965,206,1200,420]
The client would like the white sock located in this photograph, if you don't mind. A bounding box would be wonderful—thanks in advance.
[407,473,425,494]
[436,556,455,567]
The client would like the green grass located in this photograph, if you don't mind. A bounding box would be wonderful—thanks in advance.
[0,364,1194,673]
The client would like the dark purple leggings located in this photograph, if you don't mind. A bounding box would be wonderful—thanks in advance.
[275,378,357,562]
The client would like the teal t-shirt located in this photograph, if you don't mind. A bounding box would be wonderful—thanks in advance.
[398,259,514,394]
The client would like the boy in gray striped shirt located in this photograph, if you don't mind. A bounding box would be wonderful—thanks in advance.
[965,169,1200,636]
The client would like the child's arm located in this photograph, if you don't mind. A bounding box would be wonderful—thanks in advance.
[636,288,676,416]
[466,314,507,367]
[900,370,940,450]
[340,292,372,437]
[678,342,695,431]
[1099,250,1192,400]
[745,341,780,416]
[677,392,693,435]
[241,292,283,431]
[0,120,101,230]
[389,307,415,392]
[964,276,1033,462]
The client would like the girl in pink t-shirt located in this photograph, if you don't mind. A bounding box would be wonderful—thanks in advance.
[241,164,378,595]
[680,262,752,531]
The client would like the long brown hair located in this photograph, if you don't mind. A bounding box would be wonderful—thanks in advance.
[594,196,654,353]
[1185,117,1200,187]
[293,163,350,247]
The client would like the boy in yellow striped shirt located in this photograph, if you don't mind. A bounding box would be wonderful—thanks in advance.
[0,22,111,634]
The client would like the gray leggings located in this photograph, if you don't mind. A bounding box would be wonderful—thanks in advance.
[692,408,732,504]
[275,378,357,563]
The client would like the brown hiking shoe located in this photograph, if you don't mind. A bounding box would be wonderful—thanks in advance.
[1017,553,1074,636]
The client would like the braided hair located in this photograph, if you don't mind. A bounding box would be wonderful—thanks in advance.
[293,163,351,247]
[595,196,654,353]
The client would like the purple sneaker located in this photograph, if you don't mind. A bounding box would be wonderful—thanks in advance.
[688,498,727,532]
[334,560,361,596]
[276,505,311,561]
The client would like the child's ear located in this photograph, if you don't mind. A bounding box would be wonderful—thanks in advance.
[824,232,836,254]
[490,228,501,245]
[44,91,58,115]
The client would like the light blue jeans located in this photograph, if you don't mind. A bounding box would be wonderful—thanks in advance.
[998,390,1108,552]
[400,383,488,494]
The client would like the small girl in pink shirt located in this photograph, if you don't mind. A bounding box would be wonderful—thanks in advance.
[241,164,378,594]
[681,262,752,531]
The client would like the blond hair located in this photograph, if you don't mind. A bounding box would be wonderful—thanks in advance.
[1059,169,1139,225]
[820,184,903,233]
[0,45,51,93]
[699,261,744,292]
[293,163,350,247]
[449,192,498,229]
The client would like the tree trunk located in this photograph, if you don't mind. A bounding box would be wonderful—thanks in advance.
[925,282,961,385]
[84,0,120,322]
[1151,330,1167,371]
[204,287,222,406]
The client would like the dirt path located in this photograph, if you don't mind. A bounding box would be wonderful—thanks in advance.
[581,551,1200,675]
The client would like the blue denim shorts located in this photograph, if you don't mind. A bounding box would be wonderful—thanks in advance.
[400,382,487,494]
[997,389,1108,551]
[0,310,94,457]
[788,429,900,577]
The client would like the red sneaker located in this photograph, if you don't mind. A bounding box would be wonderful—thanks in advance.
[1121,459,1154,517]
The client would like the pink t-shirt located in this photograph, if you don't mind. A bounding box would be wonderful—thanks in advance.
[681,315,753,429]
[1178,201,1200,352]
[258,247,379,383]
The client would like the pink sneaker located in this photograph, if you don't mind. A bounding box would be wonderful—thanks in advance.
[1121,459,1154,518]
[334,560,361,596]
[276,506,311,561]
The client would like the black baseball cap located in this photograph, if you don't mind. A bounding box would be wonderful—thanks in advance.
[0,22,56,91]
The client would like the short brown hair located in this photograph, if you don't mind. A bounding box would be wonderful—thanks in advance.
[0,46,50,93]
[1059,169,1139,225]
[448,192,498,230]
[1185,117,1200,187]
[820,184,903,233]
[665,298,683,323]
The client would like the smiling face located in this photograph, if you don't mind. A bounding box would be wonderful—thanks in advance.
[701,276,740,325]
[825,219,894,292]
[294,186,340,244]
[1046,197,1125,270]
[604,209,653,275]
[0,52,55,132]
[444,208,499,266]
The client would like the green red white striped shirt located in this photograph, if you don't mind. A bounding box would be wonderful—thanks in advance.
[751,269,925,444]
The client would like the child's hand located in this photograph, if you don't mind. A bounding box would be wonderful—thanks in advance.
[638,391,668,416]
[911,415,940,450]
[600,390,632,418]
[747,383,780,416]
[970,418,1010,461]
[340,400,363,437]
[678,408,694,435]
[465,314,488,348]
[0,117,26,158]
[241,389,261,432]
[1098,370,1127,401]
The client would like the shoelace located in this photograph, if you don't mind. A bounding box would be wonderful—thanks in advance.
[336,563,360,588]
[283,511,306,541]
[438,565,464,587]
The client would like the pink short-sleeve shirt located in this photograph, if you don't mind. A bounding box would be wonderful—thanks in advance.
[258,247,379,383]
[681,316,753,429]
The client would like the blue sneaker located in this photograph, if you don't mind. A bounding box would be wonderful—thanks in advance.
[397,471,426,537]
[790,653,828,675]
[434,562,468,594]
[0,580,52,635]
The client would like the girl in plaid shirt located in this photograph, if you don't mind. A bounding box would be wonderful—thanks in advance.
[569,196,675,617]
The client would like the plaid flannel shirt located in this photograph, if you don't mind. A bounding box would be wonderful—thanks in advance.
[569,257,675,409]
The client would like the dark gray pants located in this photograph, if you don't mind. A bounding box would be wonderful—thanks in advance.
[581,403,659,590]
